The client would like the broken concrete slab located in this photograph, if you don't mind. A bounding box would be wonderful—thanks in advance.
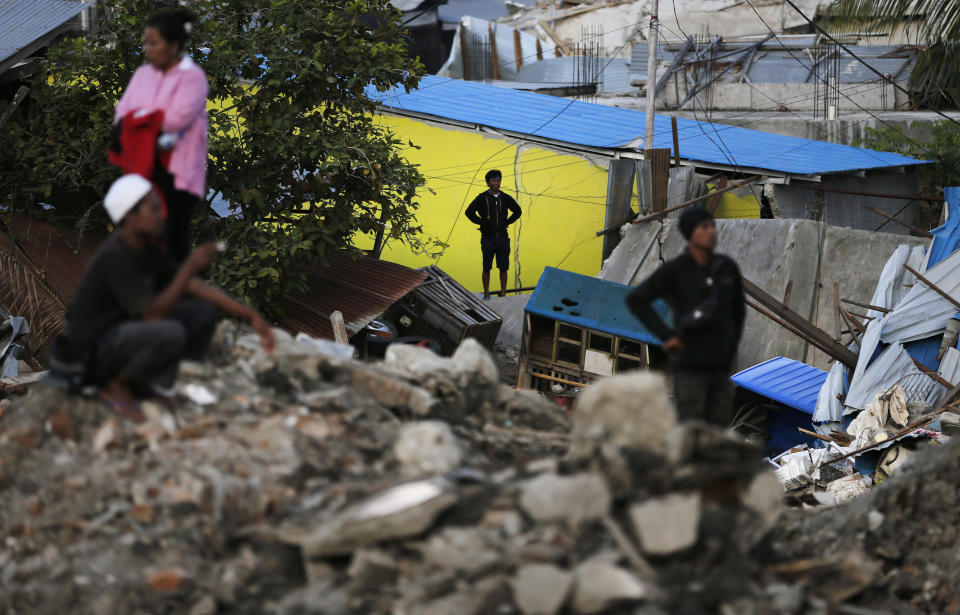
[519,473,611,526]
[511,564,573,615]
[571,560,652,614]
[630,492,702,556]
[394,421,463,477]
[570,372,676,460]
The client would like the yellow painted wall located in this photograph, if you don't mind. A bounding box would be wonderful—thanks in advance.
[357,115,610,292]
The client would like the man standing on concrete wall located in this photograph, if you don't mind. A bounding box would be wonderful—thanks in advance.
[465,169,522,299]
[625,209,745,426]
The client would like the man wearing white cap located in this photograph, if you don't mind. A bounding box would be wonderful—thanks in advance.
[55,174,275,419]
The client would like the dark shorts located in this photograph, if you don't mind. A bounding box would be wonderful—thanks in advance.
[481,236,510,271]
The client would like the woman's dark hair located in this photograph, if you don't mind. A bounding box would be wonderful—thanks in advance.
[145,9,195,51]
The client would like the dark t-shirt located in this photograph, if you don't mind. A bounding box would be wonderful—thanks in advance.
[65,234,178,352]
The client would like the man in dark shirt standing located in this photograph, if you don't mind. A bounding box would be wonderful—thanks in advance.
[465,169,522,299]
[57,174,275,419]
[626,208,745,426]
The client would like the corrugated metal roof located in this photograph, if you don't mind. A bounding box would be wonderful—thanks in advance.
[274,251,427,341]
[0,0,89,67]
[515,57,634,94]
[367,75,927,175]
[634,41,918,85]
[731,356,828,414]
[524,266,671,345]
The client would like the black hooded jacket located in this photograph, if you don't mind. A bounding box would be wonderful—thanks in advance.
[626,250,745,372]
[465,191,521,238]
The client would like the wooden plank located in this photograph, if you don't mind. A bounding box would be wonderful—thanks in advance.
[460,23,471,81]
[833,282,841,340]
[864,205,933,237]
[489,23,501,80]
[536,38,543,61]
[330,311,349,345]
[649,148,671,213]
[671,116,680,168]
[840,297,890,313]
[0,86,29,131]
[795,185,942,202]
[596,175,761,236]
[538,20,566,56]
[743,278,859,367]
[513,28,523,71]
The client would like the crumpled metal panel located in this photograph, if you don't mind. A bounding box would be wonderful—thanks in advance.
[881,247,960,344]
[812,360,846,424]
[844,342,915,412]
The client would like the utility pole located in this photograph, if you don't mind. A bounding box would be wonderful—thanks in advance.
[644,0,659,153]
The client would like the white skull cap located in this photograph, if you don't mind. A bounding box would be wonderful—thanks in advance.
[103,174,153,224]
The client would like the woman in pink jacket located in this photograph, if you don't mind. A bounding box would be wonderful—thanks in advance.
[115,9,208,262]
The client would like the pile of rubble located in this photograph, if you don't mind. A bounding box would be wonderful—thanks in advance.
[768,235,960,509]
[1,325,958,614]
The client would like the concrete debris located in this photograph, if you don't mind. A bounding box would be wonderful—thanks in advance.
[394,421,464,476]
[629,492,701,556]
[511,564,573,615]
[1,322,959,614]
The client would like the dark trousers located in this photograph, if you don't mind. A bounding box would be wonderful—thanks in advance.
[94,300,218,389]
[154,168,197,263]
[671,369,734,427]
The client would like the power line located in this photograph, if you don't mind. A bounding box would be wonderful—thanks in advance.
[740,0,940,159]
[780,0,960,130]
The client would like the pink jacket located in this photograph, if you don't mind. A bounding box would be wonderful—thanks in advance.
[115,57,209,198]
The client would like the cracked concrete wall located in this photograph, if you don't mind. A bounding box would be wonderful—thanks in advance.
[599,218,929,372]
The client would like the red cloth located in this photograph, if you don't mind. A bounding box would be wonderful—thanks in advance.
[107,110,172,214]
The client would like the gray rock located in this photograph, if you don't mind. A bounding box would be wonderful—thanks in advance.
[630,492,701,556]
[571,561,651,614]
[450,338,499,385]
[512,564,573,615]
[421,527,501,574]
[570,373,676,460]
[347,549,398,590]
[394,421,463,476]
[519,473,611,526]
[741,471,783,525]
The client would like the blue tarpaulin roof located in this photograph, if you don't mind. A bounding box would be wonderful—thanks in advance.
[926,187,960,269]
[366,75,929,176]
[731,357,828,414]
[525,267,670,346]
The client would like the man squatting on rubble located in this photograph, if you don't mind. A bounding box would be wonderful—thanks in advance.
[465,169,522,299]
[54,175,275,419]
[626,208,745,425]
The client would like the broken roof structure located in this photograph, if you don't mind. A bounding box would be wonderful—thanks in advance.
[273,252,427,342]
[0,0,89,78]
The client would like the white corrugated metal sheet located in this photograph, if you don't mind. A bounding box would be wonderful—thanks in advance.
[881,248,960,344]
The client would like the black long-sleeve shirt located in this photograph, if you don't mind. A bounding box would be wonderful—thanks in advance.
[465,190,521,238]
[626,250,745,372]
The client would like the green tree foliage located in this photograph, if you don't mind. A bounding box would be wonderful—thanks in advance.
[855,121,960,190]
[0,0,428,307]
[826,0,960,108]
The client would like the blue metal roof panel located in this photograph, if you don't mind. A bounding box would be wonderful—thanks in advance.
[524,267,671,345]
[731,357,828,414]
[367,75,928,175]
[926,187,960,268]
[0,0,88,66]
